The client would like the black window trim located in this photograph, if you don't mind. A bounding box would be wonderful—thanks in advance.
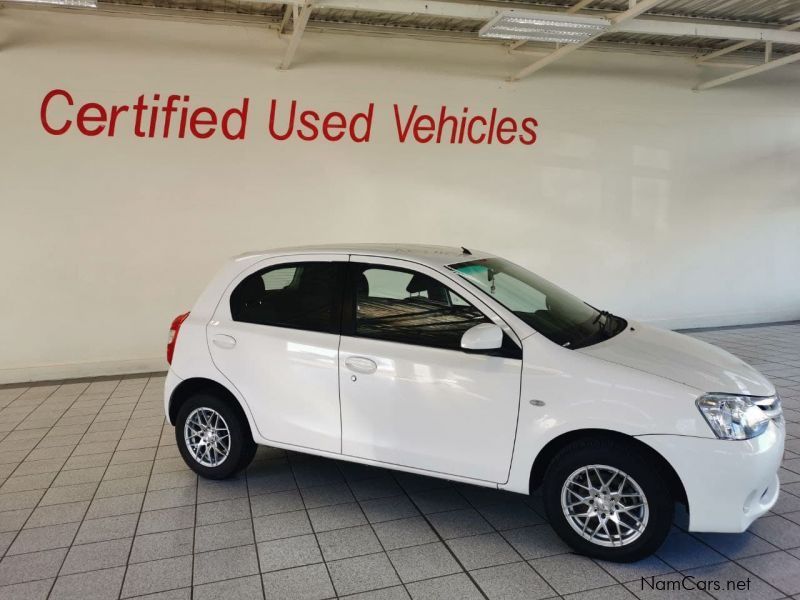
[342,261,522,360]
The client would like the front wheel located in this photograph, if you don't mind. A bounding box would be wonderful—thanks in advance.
[542,438,673,562]
[175,393,256,479]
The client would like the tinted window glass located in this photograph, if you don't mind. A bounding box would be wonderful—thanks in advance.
[353,265,488,350]
[231,262,343,333]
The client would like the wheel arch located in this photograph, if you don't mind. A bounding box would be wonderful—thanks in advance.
[528,428,688,506]
[168,377,254,440]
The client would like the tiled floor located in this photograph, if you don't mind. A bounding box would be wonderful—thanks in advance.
[0,324,799,600]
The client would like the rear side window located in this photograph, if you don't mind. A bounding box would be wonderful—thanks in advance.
[230,262,344,333]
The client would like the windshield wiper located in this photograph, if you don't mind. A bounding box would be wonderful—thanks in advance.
[593,310,618,337]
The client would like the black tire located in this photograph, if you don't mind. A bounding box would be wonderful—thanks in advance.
[542,437,673,562]
[175,393,257,480]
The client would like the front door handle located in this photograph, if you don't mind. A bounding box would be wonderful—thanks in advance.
[212,334,237,350]
[345,356,377,375]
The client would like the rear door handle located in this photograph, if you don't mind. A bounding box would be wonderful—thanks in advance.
[212,334,237,350]
[345,356,377,374]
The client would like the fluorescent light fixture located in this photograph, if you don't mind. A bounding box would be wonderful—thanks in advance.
[6,0,97,7]
[480,10,610,44]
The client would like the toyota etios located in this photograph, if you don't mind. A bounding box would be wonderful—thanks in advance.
[164,245,784,561]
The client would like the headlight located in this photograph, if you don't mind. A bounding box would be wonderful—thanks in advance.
[696,393,773,440]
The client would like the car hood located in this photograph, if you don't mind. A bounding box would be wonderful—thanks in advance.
[577,322,775,396]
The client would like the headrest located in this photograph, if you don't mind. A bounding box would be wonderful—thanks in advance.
[406,273,431,294]
[357,273,369,297]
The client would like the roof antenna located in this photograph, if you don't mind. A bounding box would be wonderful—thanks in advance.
[461,246,472,255]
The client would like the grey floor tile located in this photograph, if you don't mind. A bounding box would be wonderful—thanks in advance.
[0,489,45,511]
[0,547,67,585]
[656,531,727,570]
[25,500,88,528]
[406,572,483,600]
[122,555,193,598]
[142,486,196,512]
[137,505,195,535]
[193,544,260,586]
[388,542,461,583]
[738,551,800,596]
[446,532,520,570]
[254,510,312,542]
[51,566,125,600]
[86,493,144,519]
[427,508,493,540]
[747,515,800,550]
[196,498,249,526]
[257,533,322,572]
[194,574,263,600]
[360,496,420,524]
[350,478,403,502]
[130,528,194,563]
[471,561,556,600]
[478,502,545,530]
[51,466,106,487]
[565,584,638,600]
[96,476,149,499]
[409,489,469,515]
[195,518,254,553]
[261,563,335,600]
[317,525,383,561]
[696,532,780,560]
[340,586,410,600]
[6,521,79,555]
[0,509,31,534]
[250,490,304,518]
[299,483,354,511]
[0,578,53,600]
[197,478,248,504]
[373,516,438,551]
[60,537,133,575]
[308,503,367,532]
[75,513,139,544]
[327,552,400,596]
[39,482,97,506]
[528,554,616,595]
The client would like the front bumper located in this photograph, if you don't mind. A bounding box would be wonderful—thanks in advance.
[637,422,784,533]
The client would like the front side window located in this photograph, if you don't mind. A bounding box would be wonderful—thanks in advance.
[230,262,343,333]
[449,258,626,349]
[351,264,488,350]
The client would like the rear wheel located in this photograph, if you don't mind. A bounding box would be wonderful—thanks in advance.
[542,438,673,562]
[175,393,256,479]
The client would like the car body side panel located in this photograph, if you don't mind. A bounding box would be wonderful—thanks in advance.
[501,334,711,494]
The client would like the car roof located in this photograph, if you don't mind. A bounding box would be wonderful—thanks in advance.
[233,244,494,269]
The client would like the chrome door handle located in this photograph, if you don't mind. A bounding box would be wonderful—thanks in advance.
[345,356,377,374]
[212,334,237,350]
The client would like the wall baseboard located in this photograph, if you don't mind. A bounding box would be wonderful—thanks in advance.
[0,357,166,385]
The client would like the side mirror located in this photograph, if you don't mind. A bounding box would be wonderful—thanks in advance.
[461,323,503,352]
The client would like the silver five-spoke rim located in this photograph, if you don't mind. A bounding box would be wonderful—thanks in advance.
[184,408,230,467]
[561,464,649,548]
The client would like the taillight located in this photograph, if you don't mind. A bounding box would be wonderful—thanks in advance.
[167,311,190,365]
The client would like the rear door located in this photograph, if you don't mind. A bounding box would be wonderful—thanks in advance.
[208,255,346,454]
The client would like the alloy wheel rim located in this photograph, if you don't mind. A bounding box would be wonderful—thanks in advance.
[184,407,231,467]
[561,464,649,547]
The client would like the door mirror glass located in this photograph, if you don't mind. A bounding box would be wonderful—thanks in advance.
[461,323,503,352]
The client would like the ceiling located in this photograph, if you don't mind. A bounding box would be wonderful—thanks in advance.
[7,0,800,88]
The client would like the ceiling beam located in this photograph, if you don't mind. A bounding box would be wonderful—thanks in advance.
[696,21,800,64]
[279,2,312,69]
[695,50,800,90]
[509,0,666,81]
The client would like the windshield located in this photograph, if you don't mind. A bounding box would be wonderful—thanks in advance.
[448,258,625,349]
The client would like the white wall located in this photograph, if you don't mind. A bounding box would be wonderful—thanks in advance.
[1,8,799,383]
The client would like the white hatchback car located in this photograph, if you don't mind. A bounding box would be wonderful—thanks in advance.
[164,244,784,561]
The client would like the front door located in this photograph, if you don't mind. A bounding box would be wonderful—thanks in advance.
[209,256,346,454]
[338,258,523,483]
